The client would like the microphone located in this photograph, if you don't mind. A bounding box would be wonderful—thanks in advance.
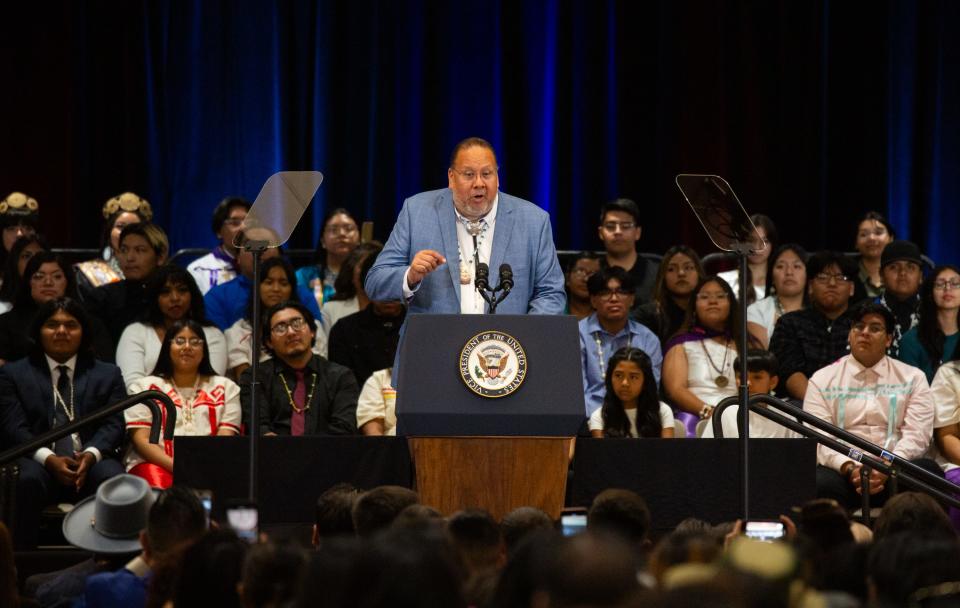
[498,264,514,293]
[476,262,490,291]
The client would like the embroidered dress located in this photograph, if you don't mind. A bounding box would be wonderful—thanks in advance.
[124,375,241,486]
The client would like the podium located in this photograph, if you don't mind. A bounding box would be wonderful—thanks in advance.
[397,314,584,520]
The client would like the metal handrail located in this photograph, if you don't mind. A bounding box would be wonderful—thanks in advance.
[711,394,960,511]
[0,390,177,466]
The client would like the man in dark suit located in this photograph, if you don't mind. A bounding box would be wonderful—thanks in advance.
[0,297,126,547]
[240,301,358,436]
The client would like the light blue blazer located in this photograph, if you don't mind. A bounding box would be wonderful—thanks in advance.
[365,189,566,315]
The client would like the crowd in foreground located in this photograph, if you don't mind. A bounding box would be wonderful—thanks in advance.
[5,480,960,607]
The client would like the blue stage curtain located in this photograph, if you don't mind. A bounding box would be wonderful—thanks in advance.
[3,1,960,264]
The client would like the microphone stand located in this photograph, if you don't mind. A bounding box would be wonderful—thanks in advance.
[468,221,513,314]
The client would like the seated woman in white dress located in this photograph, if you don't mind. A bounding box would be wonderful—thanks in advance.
[356,368,397,435]
[662,276,745,436]
[125,319,241,488]
[701,349,801,439]
[746,244,808,348]
[116,264,226,389]
[224,257,327,380]
[589,348,674,438]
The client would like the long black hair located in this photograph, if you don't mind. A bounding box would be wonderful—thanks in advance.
[244,257,297,323]
[311,207,359,266]
[765,243,808,297]
[0,234,49,304]
[328,241,382,302]
[676,275,747,351]
[29,297,93,358]
[918,265,960,364]
[151,319,217,379]
[600,348,662,438]
[142,264,209,327]
[15,251,77,309]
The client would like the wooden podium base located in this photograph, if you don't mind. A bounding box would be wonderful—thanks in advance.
[407,437,570,520]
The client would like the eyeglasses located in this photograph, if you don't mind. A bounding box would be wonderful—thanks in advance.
[596,288,632,300]
[31,271,66,284]
[452,168,497,183]
[814,273,851,284]
[222,218,245,228]
[271,317,307,335]
[601,221,636,232]
[173,337,204,347]
[697,292,729,302]
[851,322,887,335]
[570,268,596,278]
[934,280,960,291]
[325,224,358,235]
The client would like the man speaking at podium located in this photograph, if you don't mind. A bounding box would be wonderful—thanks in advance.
[365,137,565,316]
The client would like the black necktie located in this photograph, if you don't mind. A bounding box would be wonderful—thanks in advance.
[53,365,74,456]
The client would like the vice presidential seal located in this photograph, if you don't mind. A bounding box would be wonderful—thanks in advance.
[459,331,528,398]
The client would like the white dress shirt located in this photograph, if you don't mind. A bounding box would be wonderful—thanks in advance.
[34,355,102,465]
[403,194,499,314]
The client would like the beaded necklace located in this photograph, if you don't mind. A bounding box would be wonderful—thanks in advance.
[279,372,318,414]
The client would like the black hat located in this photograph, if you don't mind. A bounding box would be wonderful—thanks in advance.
[880,240,923,269]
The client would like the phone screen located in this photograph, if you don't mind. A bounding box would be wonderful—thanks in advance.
[197,490,213,528]
[226,505,259,543]
[744,521,785,542]
[561,514,587,537]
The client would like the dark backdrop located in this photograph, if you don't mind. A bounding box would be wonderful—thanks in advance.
[3,1,959,263]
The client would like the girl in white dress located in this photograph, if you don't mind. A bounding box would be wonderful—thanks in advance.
[125,319,241,488]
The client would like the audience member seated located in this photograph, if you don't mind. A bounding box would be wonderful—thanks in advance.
[587,488,652,555]
[239,541,308,608]
[351,485,419,538]
[329,246,405,388]
[77,483,206,608]
[204,240,321,331]
[746,243,807,348]
[85,222,169,347]
[500,506,554,558]
[871,491,957,542]
[866,532,960,607]
[0,298,126,548]
[225,257,327,380]
[930,356,960,528]
[187,196,251,294]
[312,483,359,547]
[589,347,674,438]
[536,533,644,606]
[662,276,740,435]
[579,267,662,416]
[296,207,360,308]
[718,213,778,304]
[116,264,227,389]
[899,264,960,383]
[164,529,248,608]
[563,252,600,319]
[701,350,801,439]
[852,210,895,302]
[125,320,241,488]
[0,191,40,288]
[596,197,657,308]
[633,245,704,345]
[240,301,357,436]
[805,302,939,510]
[769,251,857,400]
[877,239,925,357]
[321,241,382,330]
[447,509,505,607]
[76,192,152,294]
[0,252,114,364]
[356,368,396,435]
[0,232,46,315]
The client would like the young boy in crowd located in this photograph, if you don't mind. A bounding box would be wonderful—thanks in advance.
[701,350,800,439]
